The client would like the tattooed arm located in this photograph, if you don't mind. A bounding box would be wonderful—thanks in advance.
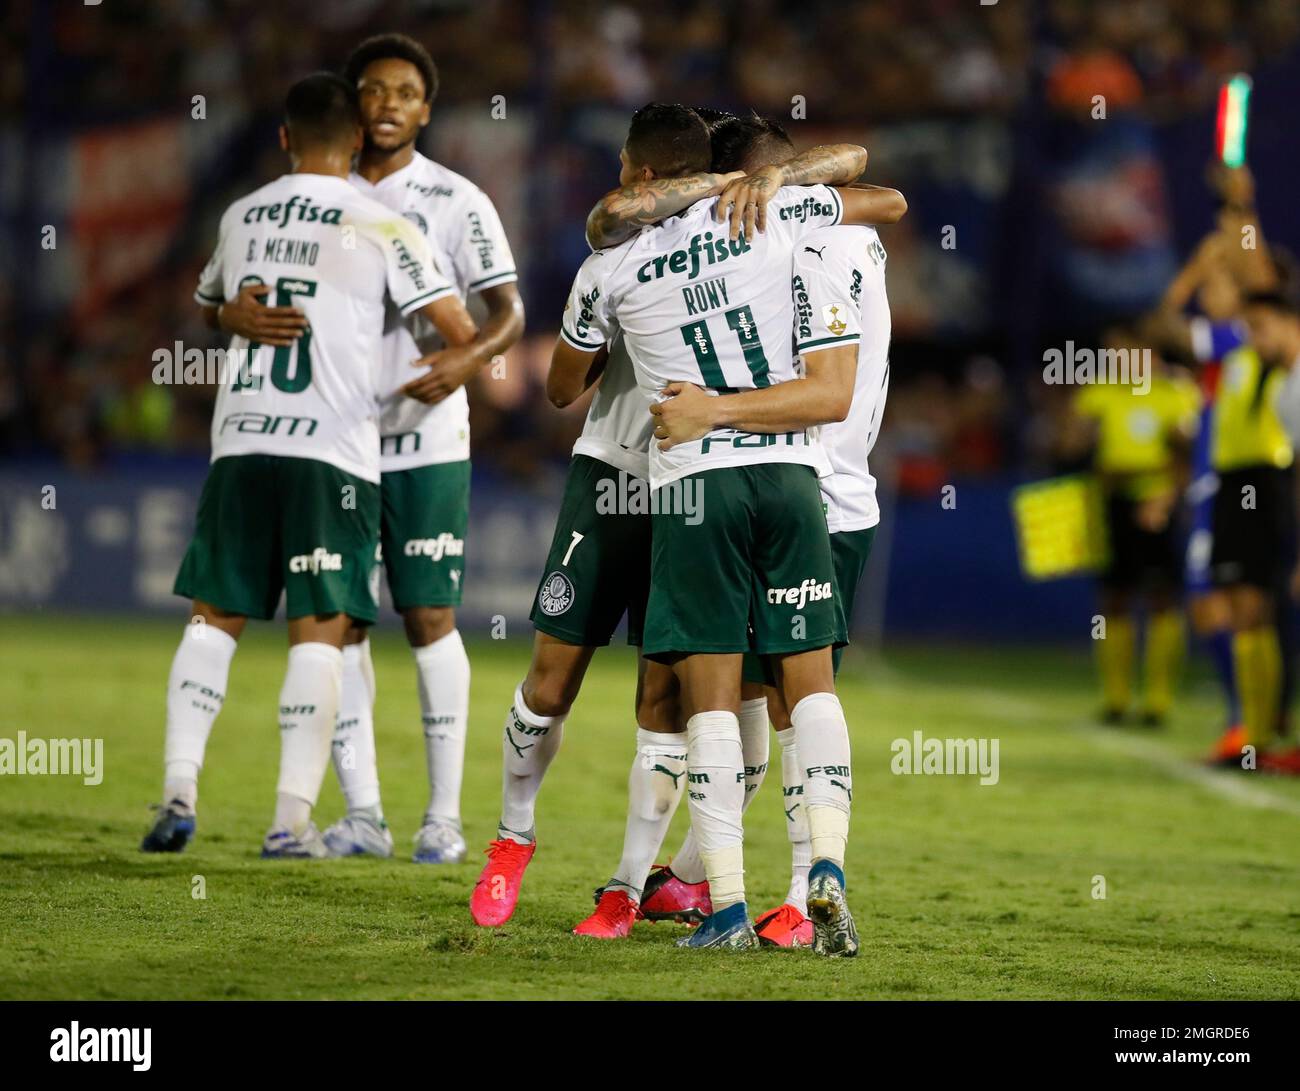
[585,172,742,250]
[715,143,867,239]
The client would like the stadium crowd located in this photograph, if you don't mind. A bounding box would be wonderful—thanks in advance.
[3,0,1299,499]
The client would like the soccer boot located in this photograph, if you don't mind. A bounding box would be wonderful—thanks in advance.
[639,864,712,923]
[261,823,329,859]
[469,836,537,927]
[675,902,758,950]
[573,889,640,939]
[806,860,859,958]
[1206,724,1248,768]
[413,817,467,864]
[754,902,814,948]
[322,812,393,858]
[140,799,196,853]
[1259,745,1300,775]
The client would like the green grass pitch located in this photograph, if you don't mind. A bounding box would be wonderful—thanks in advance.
[2,613,1299,1000]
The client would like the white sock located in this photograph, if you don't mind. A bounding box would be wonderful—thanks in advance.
[609,729,688,900]
[738,696,769,803]
[685,711,745,910]
[499,684,564,842]
[791,691,852,868]
[273,642,343,832]
[416,629,471,823]
[777,726,812,909]
[162,625,237,809]
[670,698,767,886]
[333,639,381,815]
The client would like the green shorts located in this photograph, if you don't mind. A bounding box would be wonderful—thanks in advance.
[174,454,380,623]
[379,460,470,611]
[742,524,876,684]
[529,454,650,647]
[643,462,843,662]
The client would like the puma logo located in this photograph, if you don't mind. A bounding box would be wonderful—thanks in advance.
[784,804,799,821]
[652,764,683,788]
[505,726,534,759]
[830,778,852,799]
[804,245,827,260]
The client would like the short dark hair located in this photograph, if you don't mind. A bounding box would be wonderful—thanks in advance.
[692,105,737,131]
[284,72,361,148]
[710,112,795,173]
[344,33,439,103]
[625,103,712,177]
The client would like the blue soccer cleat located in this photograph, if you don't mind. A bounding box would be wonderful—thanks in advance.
[806,860,859,958]
[675,902,759,950]
[322,812,393,858]
[261,823,328,859]
[412,817,466,864]
[140,799,196,853]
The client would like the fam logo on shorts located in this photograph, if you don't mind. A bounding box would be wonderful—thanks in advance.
[537,571,575,616]
[289,548,342,574]
[404,533,464,562]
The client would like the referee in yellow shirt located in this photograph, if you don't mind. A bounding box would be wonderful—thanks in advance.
[1216,289,1300,768]
[1071,337,1199,724]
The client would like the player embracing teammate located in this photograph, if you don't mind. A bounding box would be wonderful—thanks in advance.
[142,71,479,856]
[471,102,903,956]
[145,36,525,859]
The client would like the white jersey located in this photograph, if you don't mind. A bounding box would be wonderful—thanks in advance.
[572,333,654,479]
[793,225,891,531]
[349,152,518,471]
[194,173,452,484]
[560,185,845,488]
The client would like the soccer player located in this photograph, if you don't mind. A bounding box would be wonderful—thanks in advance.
[141,73,476,857]
[576,113,903,947]
[1063,333,1199,726]
[1205,303,1294,763]
[217,35,525,863]
[550,102,892,954]
[1238,287,1300,772]
[1144,163,1273,759]
[468,107,868,935]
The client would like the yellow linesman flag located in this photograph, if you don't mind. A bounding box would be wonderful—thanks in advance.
[1011,474,1110,581]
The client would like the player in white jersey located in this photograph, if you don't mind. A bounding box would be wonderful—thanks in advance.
[648,127,897,949]
[143,73,476,859]
[216,35,526,864]
[468,106,871,933]
[570,111,902,940]
[551,104,897,954]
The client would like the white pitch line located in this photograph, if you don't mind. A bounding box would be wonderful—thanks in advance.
[1072,722,1300,818]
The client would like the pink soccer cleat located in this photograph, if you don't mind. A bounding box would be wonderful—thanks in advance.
[754,903,815,948]
[639,865,712,924]
[469,837,537,927]
[573,889,640,939]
